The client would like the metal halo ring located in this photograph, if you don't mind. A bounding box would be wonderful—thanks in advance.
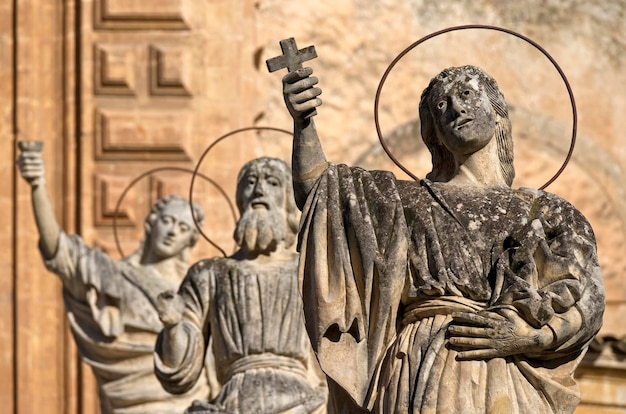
[189,126,293,254]
[374,24,577,190]
[113,166,237,259]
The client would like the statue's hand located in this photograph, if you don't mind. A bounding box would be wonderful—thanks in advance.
[16,150,45,187]
[448,308,555,360]
[283,67,322,124]
[156,290,185,328]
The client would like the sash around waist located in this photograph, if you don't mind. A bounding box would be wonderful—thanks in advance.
[401,296,487,327]
[225,353,307,381]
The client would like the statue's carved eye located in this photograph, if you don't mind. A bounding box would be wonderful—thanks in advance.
[437,101,446,110]
[267,177,280,187]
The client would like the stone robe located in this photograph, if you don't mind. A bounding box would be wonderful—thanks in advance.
[154,255,327,414]
[297,164,604,414]
[44,232,209,414]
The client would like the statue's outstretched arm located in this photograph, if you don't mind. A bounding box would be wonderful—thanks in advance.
[16,147,60,259]
[283,67,327,209]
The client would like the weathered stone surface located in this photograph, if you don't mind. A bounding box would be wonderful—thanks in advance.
[281,62,604,412]
[155,158,327,413]
[253,4,626,410]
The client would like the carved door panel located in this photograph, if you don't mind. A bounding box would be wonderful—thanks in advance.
[78,1,258,411]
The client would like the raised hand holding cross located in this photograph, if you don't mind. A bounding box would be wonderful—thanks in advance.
[266,38,319,118]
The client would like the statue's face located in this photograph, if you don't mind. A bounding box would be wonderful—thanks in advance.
[148,201,196,259]
[239,164,286,214]
[429,75,496,157]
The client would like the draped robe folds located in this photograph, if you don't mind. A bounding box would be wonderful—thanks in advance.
[43,232,210,414]
[297,164,604,414]
[154,256,327,414]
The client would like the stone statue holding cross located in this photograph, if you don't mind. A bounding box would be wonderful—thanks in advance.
[269,39,604,413]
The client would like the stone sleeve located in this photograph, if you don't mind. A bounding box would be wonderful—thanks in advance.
[155,260,213,395]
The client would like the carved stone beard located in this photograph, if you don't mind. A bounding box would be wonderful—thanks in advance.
[234,206,288,254]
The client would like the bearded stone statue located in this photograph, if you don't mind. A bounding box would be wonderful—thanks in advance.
[155,157,327,414]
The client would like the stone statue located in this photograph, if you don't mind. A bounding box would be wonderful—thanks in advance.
[154,157,327,414]
[17,144,210,414]
[279,62,605,413]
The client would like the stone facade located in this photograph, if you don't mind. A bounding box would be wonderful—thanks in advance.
[2,0,625,412]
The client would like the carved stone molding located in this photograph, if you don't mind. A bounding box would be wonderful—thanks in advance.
[587,335,626,357]
[94,109,192,161]
[94,0,189,31]
[93,173,136,227]
[94,44,136,96]
[149,174,191,204]
[148,45,192,97]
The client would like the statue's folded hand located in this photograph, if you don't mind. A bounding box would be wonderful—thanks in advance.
[448,308,555,360]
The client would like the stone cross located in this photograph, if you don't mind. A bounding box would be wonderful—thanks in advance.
[267,38,318,117]
[266,38,317,73]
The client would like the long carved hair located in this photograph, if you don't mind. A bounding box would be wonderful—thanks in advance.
[235,157,300,248]
[418,65,515,186]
